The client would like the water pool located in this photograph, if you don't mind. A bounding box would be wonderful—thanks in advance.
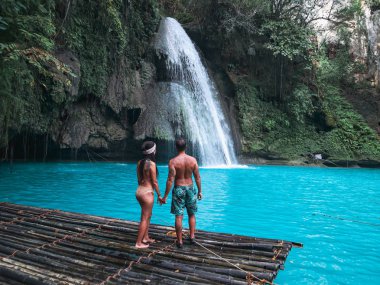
[0,162,379,284]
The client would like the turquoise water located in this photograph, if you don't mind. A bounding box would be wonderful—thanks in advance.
[0,162,379,284]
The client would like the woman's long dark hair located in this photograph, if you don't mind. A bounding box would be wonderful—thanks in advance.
[138,141,158,182]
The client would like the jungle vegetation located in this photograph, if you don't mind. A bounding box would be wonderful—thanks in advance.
[160,0,380,161]
[1,0,379,162]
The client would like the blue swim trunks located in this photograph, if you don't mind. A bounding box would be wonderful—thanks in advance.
[171,185,198,216]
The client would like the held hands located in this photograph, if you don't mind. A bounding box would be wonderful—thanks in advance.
[158,196,167,205]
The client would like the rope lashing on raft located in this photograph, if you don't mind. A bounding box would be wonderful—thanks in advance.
[146,216,274,285]
[98,228,227,285]
[191,238,274,285]
[0,217,116,262]
[0,209,58,226]
[272,241,284,261]
[313,212,380,227]
[0,207,279,285]
[97,232,180,285]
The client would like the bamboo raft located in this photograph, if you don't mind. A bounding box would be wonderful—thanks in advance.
[0,203,302,285]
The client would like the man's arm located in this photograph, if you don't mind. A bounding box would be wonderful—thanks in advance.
[193,161,202,200]
[163,161,176,203]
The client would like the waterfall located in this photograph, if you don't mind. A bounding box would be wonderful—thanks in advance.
[154,17,237,166]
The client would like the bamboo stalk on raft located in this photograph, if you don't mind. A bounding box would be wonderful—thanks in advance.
[0,203,300,284]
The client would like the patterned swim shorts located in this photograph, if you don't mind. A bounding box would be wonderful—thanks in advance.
[171,185,198,216]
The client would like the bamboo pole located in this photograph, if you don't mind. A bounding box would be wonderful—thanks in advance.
[3,250,106,283]
[0,259,83,284]
[0,265,56,285]
[0,203,298,285]
[139,257,261,282]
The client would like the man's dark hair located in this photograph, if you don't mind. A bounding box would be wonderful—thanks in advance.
[175,137,186,151]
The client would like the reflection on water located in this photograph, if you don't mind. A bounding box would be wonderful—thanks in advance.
[0,162,380,284]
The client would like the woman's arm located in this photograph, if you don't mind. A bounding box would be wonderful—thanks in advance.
[136,161,140,184]
[149,163,162,199]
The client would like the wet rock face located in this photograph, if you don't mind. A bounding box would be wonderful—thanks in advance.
[104,59,131,115]
[104,60,156,115]
[308,2,380,134]
[58,102,127,150]
[368,10,380,89]
[45,53,157,159]
[344,8,380,134]
[46,42,158,156]
[345,87,380,135]
[313,2,378,88]
[55,50,81,98]
[26,48,157,160]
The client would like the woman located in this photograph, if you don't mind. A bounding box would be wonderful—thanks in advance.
[135,141,162,248]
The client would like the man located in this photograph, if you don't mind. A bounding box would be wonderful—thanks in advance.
[161,138,202,248]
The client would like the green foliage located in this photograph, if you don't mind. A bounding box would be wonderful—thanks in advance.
[64,0,159,98]
[0,0,160,148]
[367,0,380,10]
[0,0,56,50]
[315,49,347,87]
[158,0,197,23]
[260,20,314,60]
[170,0,380,161]
[321,92,380,158]
[314,42,366,97]
[236,80,289,153]
[236,76,380,160]
[287,85,315,123]
[0,0,74,146]
[336,0,363,21]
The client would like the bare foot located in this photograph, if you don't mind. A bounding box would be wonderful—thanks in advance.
[176,240,183,248]
[142,238,156,244]
[135,243,149,248]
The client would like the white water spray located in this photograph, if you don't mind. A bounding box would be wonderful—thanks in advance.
[155,17,237,166]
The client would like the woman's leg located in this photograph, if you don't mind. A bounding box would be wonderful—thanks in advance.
[135,193,154,248]
[143,193,155,243]
[143,209,155,243]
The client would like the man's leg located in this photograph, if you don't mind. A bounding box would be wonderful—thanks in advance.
[186,186,198,242]
[188,214,196,239]
[175,215,183,245]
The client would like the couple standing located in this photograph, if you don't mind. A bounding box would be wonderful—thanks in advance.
[135,138,202,248]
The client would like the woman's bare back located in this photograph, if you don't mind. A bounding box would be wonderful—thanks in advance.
[137,160,154,188]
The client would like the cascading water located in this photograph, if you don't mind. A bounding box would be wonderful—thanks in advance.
[154,17,237,166]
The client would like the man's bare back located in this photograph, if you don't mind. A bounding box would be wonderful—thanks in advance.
[170,153,197,186]
[166,152,201,198]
